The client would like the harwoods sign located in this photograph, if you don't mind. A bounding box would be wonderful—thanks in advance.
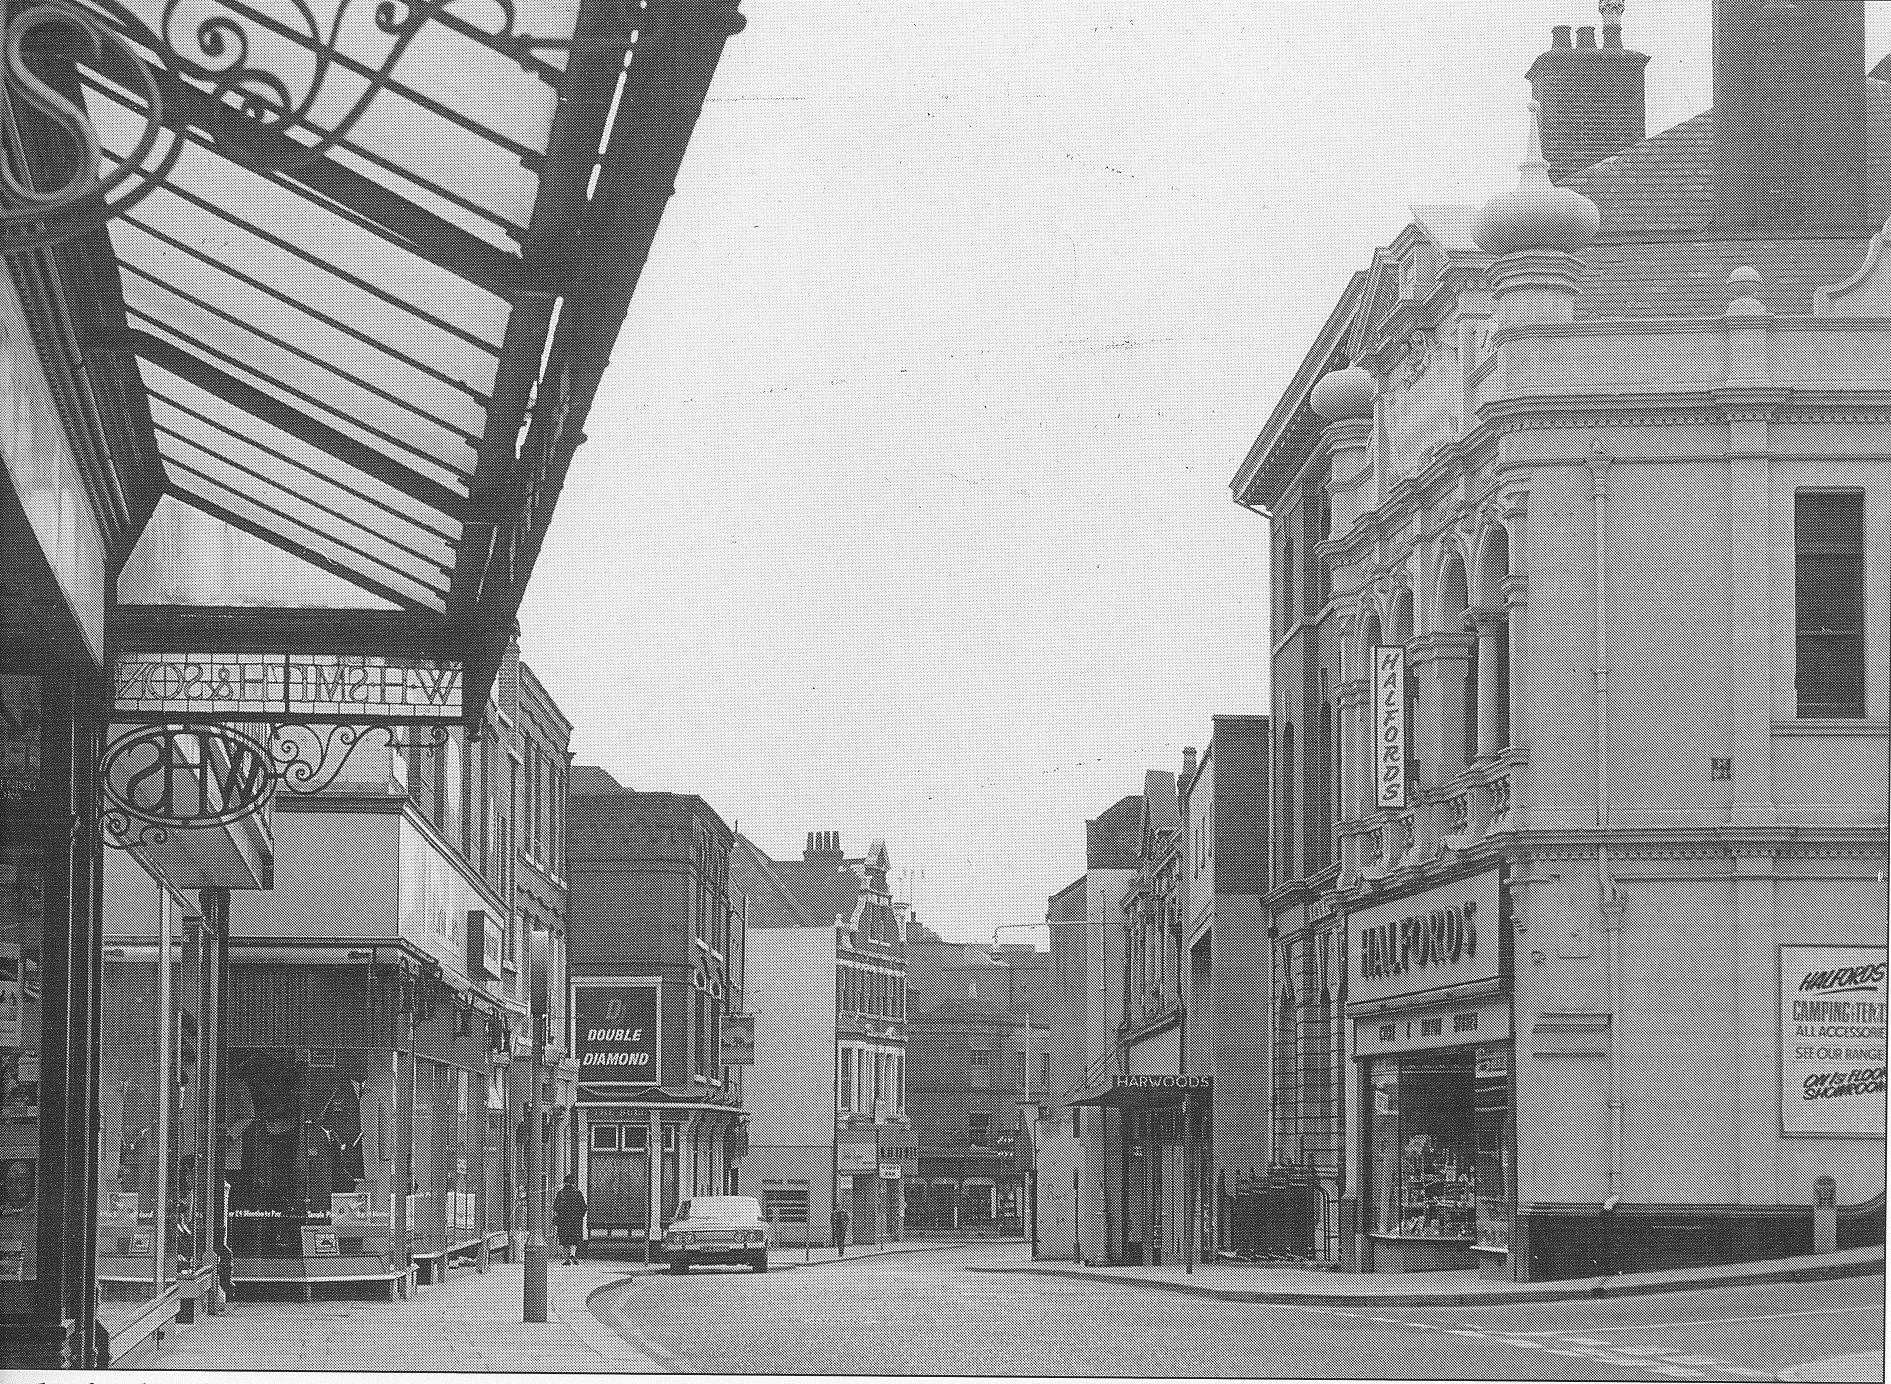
[571,980,661,1092]
[1349,867,1502,1007]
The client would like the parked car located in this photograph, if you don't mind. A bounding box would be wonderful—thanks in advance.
[663,1195,771,1273]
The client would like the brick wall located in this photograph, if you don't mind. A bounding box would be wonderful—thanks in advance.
[1526,27,1649,184]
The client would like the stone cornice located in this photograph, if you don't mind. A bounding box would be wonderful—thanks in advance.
[1506,824,1889,865]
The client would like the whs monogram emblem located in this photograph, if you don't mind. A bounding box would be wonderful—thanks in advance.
[101,725,275,834]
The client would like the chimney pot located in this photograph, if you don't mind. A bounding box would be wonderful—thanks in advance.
[1527,20,1651,181]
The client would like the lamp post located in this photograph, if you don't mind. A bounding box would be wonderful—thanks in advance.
[990,924,1044,1246]
[488,1045,511,1276]
[523,1012,548,1322]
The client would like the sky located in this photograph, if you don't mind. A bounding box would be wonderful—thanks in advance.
[518,1,1891,945]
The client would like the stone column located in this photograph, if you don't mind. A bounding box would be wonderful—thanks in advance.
[1411,633,1474,779]
[1471,608,1505,759]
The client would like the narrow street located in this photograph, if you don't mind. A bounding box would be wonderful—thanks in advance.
[597,1243,1885,1380]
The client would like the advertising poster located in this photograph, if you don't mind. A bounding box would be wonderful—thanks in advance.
[0,944,19,1048]
[837,1134,878,1173]
[1780,945,1888,1137]
[0,1050,37,1123]
[572,980,660,1090]
[0,676,41,802]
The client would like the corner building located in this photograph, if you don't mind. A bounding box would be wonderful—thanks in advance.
[734,832,912,1247]
[566,773,747,1244]
[1234,3,1888,1280]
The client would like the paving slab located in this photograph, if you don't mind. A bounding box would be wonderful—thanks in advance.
[147,1258,656,1372]
[967,1245,1886,1308]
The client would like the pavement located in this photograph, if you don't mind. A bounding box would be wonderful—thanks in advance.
[968,1243,1887,1309]
[142,1238,953,1371]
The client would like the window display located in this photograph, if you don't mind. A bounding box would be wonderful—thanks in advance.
[98,897,167,1323]
[226,1049,398,1263]
[0,675,45,1286]
[1368,1045,1511,1245]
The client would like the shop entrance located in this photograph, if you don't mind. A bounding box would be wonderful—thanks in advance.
[585,1124,649,1234]
[1364,1043,1513,1273]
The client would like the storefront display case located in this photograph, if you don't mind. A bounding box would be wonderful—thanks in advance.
[1366,1043,1513,1274]
[225,1047,403,1297]
[0,696,44,1294]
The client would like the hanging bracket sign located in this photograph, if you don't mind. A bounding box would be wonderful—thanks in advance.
[97,720,449,848]
[113,652,462,724]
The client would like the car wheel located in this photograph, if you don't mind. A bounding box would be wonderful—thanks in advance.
[751,1254,768,1273]
[668,1257,689,1274]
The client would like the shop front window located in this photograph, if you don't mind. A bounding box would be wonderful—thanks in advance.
[1368,1044,1511,1244]
[225,1049,397,1264]
[0,674,45,1287]
[99,885,169,1325]
[170,913,214,1284]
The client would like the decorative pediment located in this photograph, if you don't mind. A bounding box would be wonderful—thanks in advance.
[1812,216,1891,317]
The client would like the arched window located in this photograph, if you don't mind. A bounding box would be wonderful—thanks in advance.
[1436,557,1473,772]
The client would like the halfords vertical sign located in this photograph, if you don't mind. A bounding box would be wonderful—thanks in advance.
[1372,645,1406,809]
[572,980,661,1089]
[1780,946,1887,1138]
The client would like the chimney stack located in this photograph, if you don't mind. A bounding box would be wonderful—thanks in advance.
[1713,0,1868,236]
[1181,746,1198,785]
[805,830,843,862]
[1526,5,1650,182]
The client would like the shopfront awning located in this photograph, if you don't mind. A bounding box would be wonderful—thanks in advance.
[1069,1073,1212,1110]
[50,0,743,719]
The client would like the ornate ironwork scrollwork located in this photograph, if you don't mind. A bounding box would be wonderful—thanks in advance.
[2,0,185,253]
[268,720,447,796]
[4,0,674,255]
[100,804,173,851]
[99,718,454,847]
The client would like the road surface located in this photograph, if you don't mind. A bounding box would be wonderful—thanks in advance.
[595,1242,1884,1379]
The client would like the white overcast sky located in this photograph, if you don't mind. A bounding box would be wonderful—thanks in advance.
[519,1,1891,945]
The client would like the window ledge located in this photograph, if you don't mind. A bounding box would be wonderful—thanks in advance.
[1773,719,1888,736]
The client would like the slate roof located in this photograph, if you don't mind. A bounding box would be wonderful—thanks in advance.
[1142,770,1180,836]
[1563,81,1890,241]
[910,995,1037,1025]
[730,835,824,930]
[1086,795,1143,871]
[570,765,627,796]
[1557,79,1891,318]
[1577,237,1875,319]
[772,856,863,928]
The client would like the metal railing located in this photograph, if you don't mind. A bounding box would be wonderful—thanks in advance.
[1215,1162,1337,1263]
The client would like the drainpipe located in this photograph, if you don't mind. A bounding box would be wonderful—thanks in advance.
[1588,441,1625,1217]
